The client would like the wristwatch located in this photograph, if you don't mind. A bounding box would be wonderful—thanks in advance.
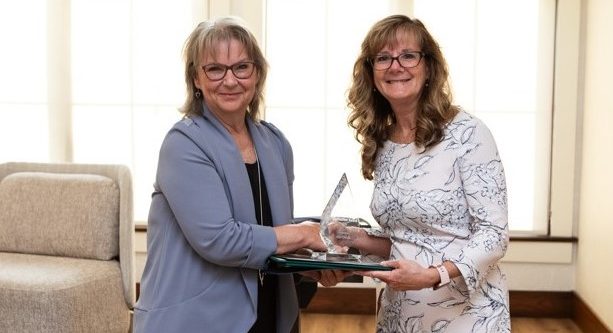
[431,264,450,290]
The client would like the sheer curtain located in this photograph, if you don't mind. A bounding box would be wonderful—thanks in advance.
[0,1,49,162]
[414,0,555,232]
[0,0,555,232]
[70,0,201,222]
[265,0,555,233]
[0,0,204,222]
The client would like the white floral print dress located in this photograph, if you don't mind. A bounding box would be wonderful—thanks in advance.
[371,111,510,333]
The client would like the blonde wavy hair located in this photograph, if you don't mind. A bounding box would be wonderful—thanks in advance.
[347,15,459,180]
[180,17,268,120]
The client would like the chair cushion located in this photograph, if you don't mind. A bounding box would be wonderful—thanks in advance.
[0,172,119,260]
[0,252,130,333]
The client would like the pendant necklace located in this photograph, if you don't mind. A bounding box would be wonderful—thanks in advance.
[255,146,265,287]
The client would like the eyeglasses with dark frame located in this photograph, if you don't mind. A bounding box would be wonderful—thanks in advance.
[370,51,425,70]
[201,61,256,81]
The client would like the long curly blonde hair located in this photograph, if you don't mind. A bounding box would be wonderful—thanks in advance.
[347,15,458,180]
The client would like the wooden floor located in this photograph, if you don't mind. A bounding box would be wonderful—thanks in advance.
[300,313,584,333]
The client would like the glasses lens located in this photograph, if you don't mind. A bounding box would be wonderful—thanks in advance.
[372,52,422,70]
[232,62,255,79]
[373,55,392,70]
[203,62,255,80]
[203,64,226,81]
[398,52,421,68]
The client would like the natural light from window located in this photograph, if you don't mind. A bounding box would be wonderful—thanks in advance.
[0,0,554,233]
[266,0,554,232]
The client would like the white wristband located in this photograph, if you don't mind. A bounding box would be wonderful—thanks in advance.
[432,264,450,290]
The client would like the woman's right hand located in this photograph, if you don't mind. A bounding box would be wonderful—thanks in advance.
[274,221,327,254]
[297,221,328,252]
[327,221,360,248]
[327,223,392,258]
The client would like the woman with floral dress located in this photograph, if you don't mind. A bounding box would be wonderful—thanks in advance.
[331,15,510,332]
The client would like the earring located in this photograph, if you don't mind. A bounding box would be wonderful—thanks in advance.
[195,90,202,99]
[425,80,429,87]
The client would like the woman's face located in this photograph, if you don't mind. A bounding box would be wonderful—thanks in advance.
[372,31,428,110]
[194,39,258,117]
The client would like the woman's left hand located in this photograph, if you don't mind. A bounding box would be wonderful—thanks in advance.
[357,260,437,291]
[319,270,352,287]
[300,270,352,287]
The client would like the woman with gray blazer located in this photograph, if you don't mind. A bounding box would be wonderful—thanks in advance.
[133,17,345,333]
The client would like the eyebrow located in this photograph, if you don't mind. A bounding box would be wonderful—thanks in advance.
[203,58,251,66]
[376,49,418,55]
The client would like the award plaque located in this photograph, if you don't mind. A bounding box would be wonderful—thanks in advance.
[266,251,391,273]
[266,173,391,273]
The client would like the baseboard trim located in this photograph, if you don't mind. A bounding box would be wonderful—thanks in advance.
[303,287,376,314]
[574,293,611,333]
[303,288,610,332]
[136,282,610,332]
[509,290,573,317]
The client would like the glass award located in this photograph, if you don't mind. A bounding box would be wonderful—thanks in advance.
[314,173,362,261]
[265,173,392,273]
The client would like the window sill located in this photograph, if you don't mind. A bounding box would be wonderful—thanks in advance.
[135,226,578,264]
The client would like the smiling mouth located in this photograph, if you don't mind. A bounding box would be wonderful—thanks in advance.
[386,78,411,84]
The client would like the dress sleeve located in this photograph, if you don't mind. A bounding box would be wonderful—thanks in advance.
[449,119,509,295]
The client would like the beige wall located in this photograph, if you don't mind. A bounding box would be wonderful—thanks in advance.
[575,0,613,329]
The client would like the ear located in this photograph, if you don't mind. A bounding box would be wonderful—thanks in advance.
[193,76,202,91]
[253,68,260,81]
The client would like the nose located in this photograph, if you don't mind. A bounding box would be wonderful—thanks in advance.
[389,57,403,70]
[222,72,239,86]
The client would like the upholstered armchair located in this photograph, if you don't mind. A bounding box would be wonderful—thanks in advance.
[0,162,135,333]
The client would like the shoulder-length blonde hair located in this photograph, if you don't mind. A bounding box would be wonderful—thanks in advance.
[180,16,268,120]
[347,15,459,180]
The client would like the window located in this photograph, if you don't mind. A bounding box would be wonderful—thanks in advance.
[0,0,203,222]
[413,0,555,233]
[70,0,199,221]
[265,0,396,223]
[0,0,559,233]
[266,0,555,233]
[0,1,49,162]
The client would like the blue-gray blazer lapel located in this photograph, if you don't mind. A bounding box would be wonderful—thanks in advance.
[193,105,257,226]
[248,119,292,226]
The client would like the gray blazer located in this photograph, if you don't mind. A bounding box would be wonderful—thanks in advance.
[134,104,298,333]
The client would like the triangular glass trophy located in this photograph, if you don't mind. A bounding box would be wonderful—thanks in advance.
[315,173,362,261]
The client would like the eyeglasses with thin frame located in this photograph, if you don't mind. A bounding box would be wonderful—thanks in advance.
[370,51,425,71]
[201,61,256,81]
